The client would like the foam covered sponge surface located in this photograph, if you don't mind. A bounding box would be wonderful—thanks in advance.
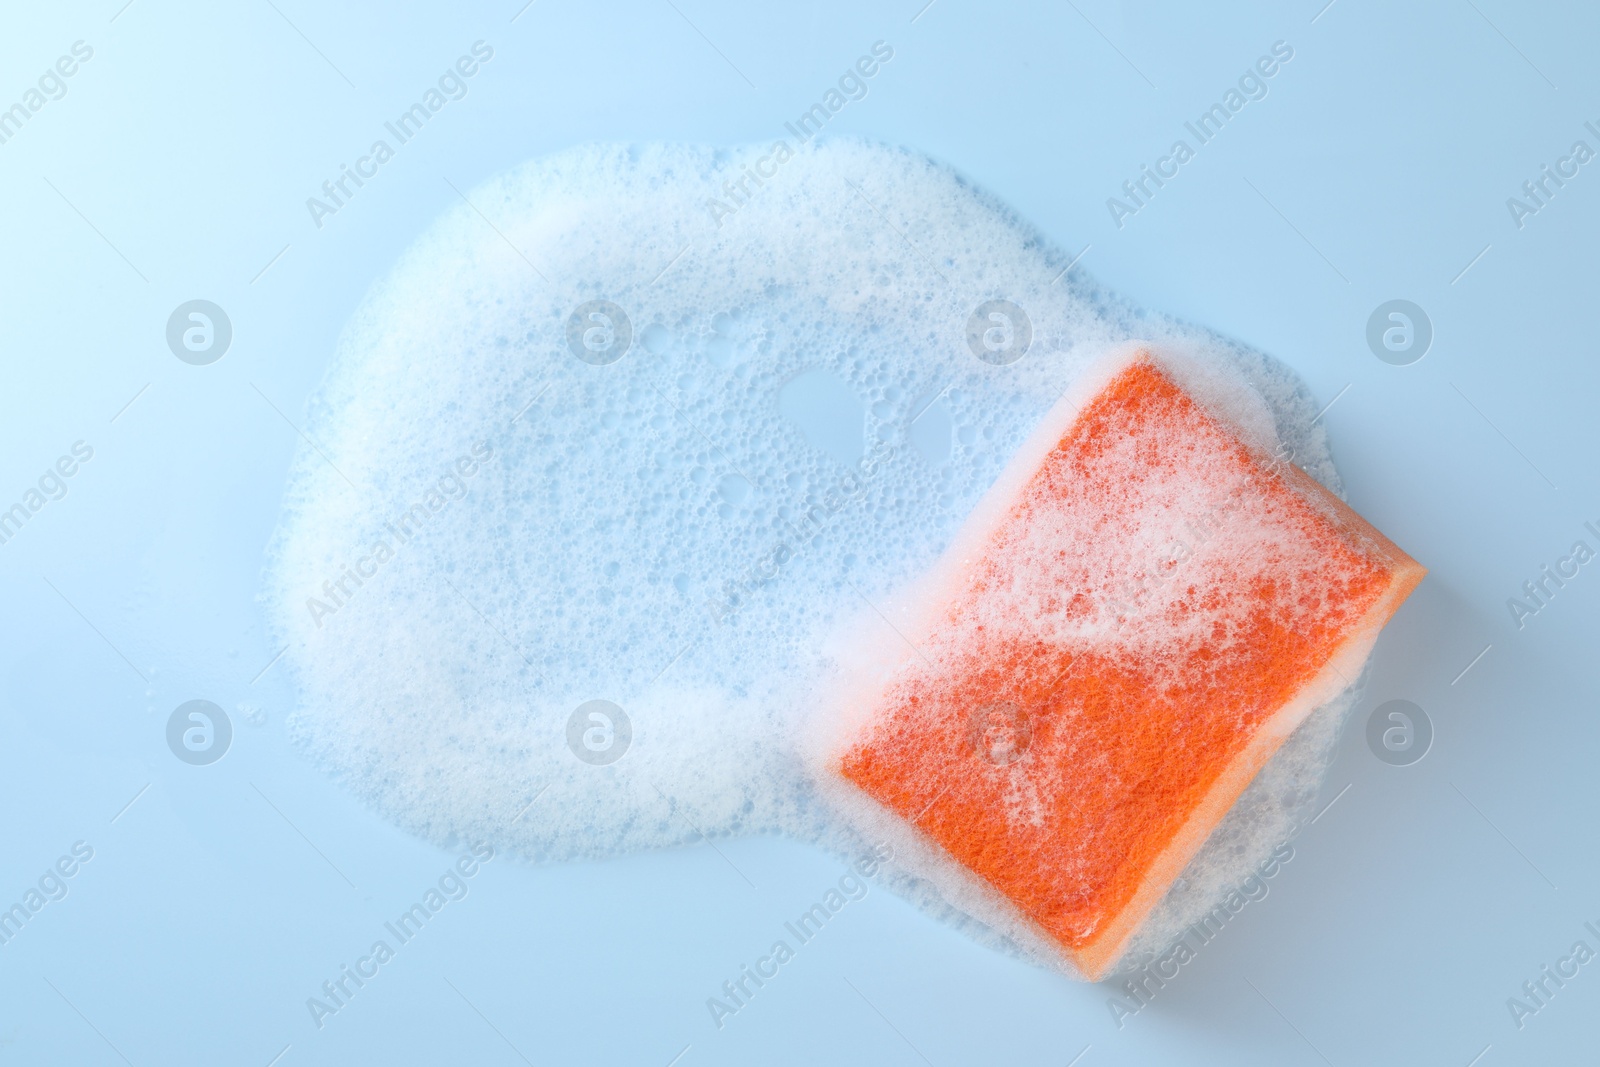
[831,351,1425,979]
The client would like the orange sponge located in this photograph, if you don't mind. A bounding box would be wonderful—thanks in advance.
[825,347,1424,980]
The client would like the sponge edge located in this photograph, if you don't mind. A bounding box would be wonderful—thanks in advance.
[808,341,1425,981]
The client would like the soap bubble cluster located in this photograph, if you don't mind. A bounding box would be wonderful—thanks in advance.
[265,139,1351,975]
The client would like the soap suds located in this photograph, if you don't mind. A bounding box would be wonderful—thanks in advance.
[264,140,1354,977]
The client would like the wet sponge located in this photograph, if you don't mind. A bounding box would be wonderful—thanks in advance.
[822,346,1425,980]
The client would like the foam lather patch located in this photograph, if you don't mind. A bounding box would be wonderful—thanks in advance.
[819,347,1425,980]
[265,140,1412,982]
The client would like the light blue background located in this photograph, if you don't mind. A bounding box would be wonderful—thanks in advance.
[1,1,1595,1064]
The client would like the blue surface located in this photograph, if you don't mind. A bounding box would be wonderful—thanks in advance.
[1,1,1595,1063]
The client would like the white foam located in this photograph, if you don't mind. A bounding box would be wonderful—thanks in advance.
[264,140,1355,977]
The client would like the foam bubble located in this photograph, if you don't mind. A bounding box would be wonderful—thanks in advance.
[265,140,1354,976]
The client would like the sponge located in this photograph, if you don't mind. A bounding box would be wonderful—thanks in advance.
[820,346,1425,980]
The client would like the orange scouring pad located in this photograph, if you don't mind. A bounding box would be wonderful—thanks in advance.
[822,346,1425,980]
